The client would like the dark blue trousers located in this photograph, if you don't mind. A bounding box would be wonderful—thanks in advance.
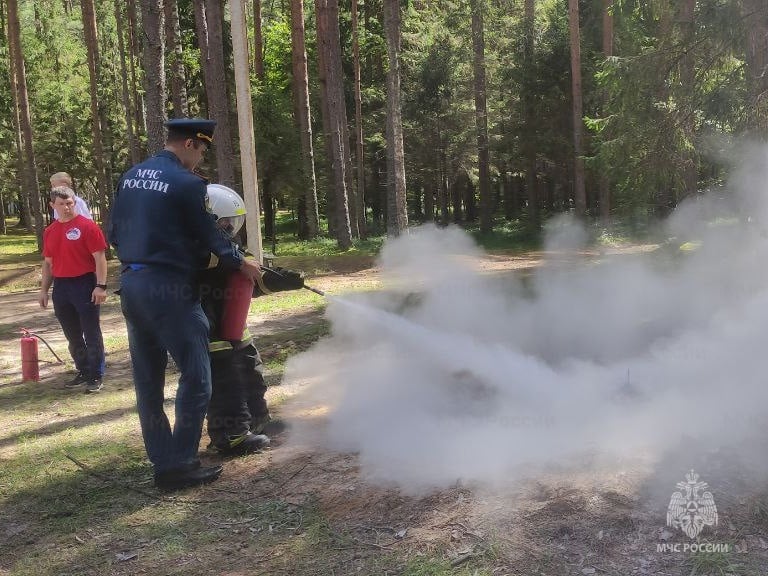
[119,267,212,473]
[52,273,105,380]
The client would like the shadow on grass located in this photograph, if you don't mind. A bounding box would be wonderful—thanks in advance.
[0,438,156,575]
[0,437,439,575]
[0,265,38,290]
[0,405,137,450]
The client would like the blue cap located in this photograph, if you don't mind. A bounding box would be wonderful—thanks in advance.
[165,118,217,144]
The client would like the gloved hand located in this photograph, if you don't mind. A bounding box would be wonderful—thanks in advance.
[260,266,305,293]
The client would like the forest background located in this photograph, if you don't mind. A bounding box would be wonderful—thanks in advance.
[0,0,766,252]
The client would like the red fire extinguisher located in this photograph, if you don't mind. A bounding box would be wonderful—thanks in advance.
[20,329,63,382]
[220,272,254,341]
[21,330,39,382]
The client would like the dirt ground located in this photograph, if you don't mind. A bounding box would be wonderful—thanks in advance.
[2,249,768,575]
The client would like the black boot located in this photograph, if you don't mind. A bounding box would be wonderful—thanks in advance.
[251,414,289,436]
[154,461,223,491]
[209,432,270,455]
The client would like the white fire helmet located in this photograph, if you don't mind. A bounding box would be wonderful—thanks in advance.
[206,184,246,236]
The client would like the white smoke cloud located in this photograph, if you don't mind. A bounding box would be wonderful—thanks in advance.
[283,148,768,492]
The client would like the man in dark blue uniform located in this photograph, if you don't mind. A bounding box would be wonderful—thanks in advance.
[109,118,262,490]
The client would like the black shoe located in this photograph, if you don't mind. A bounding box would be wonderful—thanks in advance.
[85,378,103,394]
[65,372,88,388]
[252,416,289,436]
[154,462,224,491]
[211,432,270,455]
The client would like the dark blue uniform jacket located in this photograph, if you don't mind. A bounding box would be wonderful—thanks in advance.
[108,150,243,273]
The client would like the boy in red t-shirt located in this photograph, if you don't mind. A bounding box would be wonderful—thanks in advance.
[39,186,108,393]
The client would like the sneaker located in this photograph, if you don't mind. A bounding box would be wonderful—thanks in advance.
[211,432,270,455]
[65,372,88,388]
[85,378,103,394]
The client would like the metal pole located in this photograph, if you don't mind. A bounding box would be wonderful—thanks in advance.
[231,0,263,262]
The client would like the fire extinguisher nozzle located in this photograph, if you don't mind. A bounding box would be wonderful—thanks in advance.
[304,285,325,296]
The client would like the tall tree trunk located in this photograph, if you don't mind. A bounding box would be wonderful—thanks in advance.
[351,0,366,237]
[602,0,613,62]
[315,1,336,237]
[0,192,6,235]
[5,0,28,230]
[502,165,517,220]
[598,0,612,222]
[127,0,145,148]
[463,174,477,222]
[439,143,449,225]
[743,0,768,137]
[194,0,237,187]
[568,0,586,217]
[253,0,264,78]
[383,0,408,235]
[343,107,360,238]
[316,0,352,247]
[138,0,166,154]
[80,0,110,226]
[679,0,697,200]
[323,0,358,238]
[424,175,434,222]
[471,0,491,233]
[165,0,188,117]
[412,180,422,220]
[9,52,31,231]
[115,0,140,164]
[7,0,43,247]
[523,0,538,229]
[655,0,674,214]
[451,172,462,223]
[289,0,319,238]
[0,0,5,45]
[370,152,383,227]
[263,175,275,239]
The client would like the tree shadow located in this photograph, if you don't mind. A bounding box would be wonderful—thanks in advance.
[0,405,137,450]
[0,266,38,289]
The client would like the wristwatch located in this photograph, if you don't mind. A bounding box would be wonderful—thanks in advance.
[96,283,107,290]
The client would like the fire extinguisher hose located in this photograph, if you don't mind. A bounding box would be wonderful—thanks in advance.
[20,329,64,364]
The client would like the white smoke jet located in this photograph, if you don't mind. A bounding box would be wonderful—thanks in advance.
[284,151,768,492]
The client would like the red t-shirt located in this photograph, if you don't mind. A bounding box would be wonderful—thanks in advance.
[42,215,108,278]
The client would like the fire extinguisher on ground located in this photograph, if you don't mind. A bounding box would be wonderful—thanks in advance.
[20,329,63,382]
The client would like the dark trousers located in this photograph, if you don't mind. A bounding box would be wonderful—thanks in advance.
[52,273,105,379]
[207,344,268,445]
[119,267,212,473]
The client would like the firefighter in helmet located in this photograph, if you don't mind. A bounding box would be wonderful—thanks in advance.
[201,184,305,454]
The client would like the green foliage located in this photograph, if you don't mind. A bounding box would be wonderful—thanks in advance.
[586,0,745,216]
[0,0,765,237]
[253,15,303,201]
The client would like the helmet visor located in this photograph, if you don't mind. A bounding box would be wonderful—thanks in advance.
[218,215,245,236]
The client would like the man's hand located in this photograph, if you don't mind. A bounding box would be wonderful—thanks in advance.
[239,258,262,282]
[91,286,107,305]
[38,290,49,309]
[261,266,305,292]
